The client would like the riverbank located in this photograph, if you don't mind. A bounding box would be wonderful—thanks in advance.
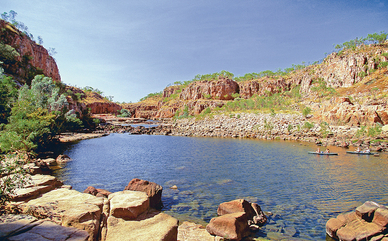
[169,113,388,152]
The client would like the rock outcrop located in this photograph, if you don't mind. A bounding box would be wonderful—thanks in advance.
[180,77,239,101]
[0,19,60,82]
[206,199,267,240]
[124,178,163,209]
[0,214,89,240]
[5,175,180,241]
[326,201,388,241]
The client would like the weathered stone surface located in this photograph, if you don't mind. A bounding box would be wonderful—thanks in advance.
[40,158,56,166]
[180,77,239,101]
[124,178,163,209]
[56,154,71,164]
[0,214,89,241]
[0,19,61,81]
[216,199,267,226]
[217,199,255,221]
[105,210,178,241]
[108,190,149,220]
[206,212,249,240]
[337,217,384,241]
[178,221,215,241]
[0,214,40,239]
[17,188,103,241]
[355,201,380,221]
[83,186,98,196]
[326,202,388,240]
[7,220,89,241]
[373,207,388,227]
[9,174,63,202]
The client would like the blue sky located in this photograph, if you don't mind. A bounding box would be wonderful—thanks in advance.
[2,0,388,102]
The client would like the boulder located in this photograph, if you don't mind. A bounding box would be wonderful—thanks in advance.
[355,201,381,222]
[373,207,388,227]
[56,154,71,164]
[326,201,388,240]
[217,199,267,226]
[83,186,111,197]
[84,186,98,196]
[108,190,149,220]
[206,212,250,240]
[105,210,178,241]
[17,188,103,241]
[217,199,255,219]
[124,178,163,209]
[337,217,384,241]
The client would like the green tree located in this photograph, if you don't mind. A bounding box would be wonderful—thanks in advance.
[0,67,18,124]
[0,75,82,153]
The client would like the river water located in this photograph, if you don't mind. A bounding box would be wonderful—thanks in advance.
[53,133,388,240]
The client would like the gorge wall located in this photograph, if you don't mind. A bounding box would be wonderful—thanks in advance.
[125,43,388,127]
[0,19,61,82]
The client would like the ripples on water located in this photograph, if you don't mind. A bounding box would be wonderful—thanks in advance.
[54,134,388,240]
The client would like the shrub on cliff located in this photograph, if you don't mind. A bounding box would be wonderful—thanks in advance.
[0,75,82,153]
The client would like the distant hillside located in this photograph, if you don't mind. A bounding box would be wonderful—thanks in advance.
[124,39,388,127]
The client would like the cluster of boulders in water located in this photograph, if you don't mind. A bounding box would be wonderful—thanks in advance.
[1,159,268,241]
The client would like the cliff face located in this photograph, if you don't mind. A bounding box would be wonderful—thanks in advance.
[130,43,388,127]
[0,20,61,82]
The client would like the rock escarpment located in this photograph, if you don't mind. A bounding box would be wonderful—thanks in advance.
[0,19,60,82]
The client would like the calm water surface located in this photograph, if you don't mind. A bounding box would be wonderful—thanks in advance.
[54,134,388,240]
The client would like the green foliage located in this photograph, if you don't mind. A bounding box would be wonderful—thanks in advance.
[287,124,293,132]
[0,153,30,205]
[0,68,17,123]
[303,121,314,130]
[0,43,20,65]
[139,91,162,102]
[302,106,312,117]
[378,61,388,69]
[202,93,212,99]
[367,124,382,137]
[117,109,131,117]
[82,86,103,95]
[203,107,211,115]
[319,121,330,138]
[334,32,387,54]
[355,126,367,138]
[366,32,387,44]
[0,75,82,153]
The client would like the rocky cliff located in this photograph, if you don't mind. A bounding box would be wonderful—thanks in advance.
[0,19,60,82]
[126,43,388,128]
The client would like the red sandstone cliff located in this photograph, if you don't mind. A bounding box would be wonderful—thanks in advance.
[0,19,60,82]
[129,43,388,126]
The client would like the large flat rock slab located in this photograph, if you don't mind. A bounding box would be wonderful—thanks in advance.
[8,174,63,202]
[105,210,178,241]
[0,214,89,240]
[17,188,103,241]
[108,190,149,220]
[178,221,215,241]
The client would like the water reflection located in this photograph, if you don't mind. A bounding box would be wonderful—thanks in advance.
[53,134,388,240]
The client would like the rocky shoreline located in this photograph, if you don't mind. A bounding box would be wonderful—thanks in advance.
[90,113,388,152]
